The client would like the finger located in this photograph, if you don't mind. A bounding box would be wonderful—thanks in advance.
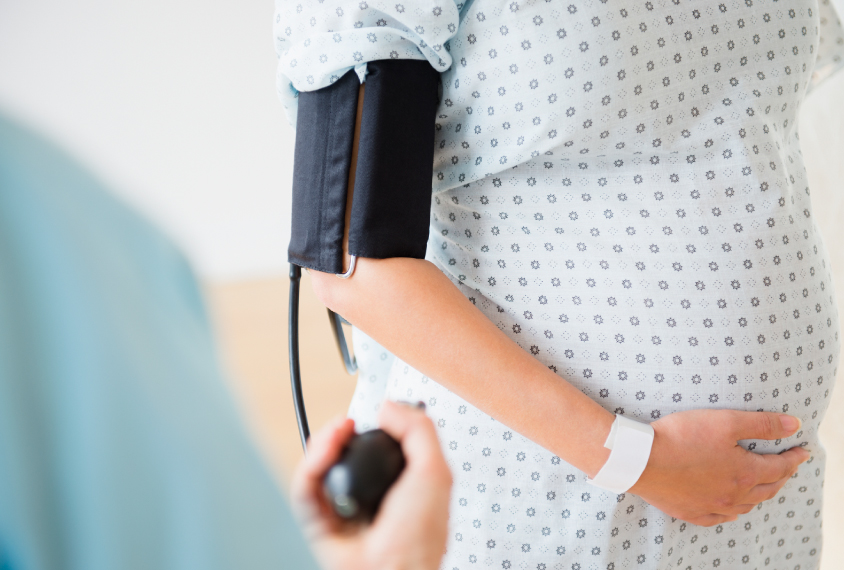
[743,473,795,504]
[753,446,809,484]
[304,416,356,478]
[378,400,440,459]
[713,504,757,516]
[729,411,802,440]
[378,400,451,484]
[374,401,453,540]
[291,416,356,509]
[688,513,738,527]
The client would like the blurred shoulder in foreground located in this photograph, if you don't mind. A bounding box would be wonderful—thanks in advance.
[0,114,319,570]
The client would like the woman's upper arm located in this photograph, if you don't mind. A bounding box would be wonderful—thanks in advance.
[288,60,441,276]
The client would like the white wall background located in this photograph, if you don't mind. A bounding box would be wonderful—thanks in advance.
[0,0,842,283]
[0,0,295,280]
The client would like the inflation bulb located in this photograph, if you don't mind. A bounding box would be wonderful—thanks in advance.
[322,429,406,522]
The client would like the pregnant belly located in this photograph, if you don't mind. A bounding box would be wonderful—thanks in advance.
[431,227,840,456]
[426,164,840,455]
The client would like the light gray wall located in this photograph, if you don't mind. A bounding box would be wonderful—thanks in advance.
[0,0,295,279]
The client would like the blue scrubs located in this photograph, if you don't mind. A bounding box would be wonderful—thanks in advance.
[0,114,320,570]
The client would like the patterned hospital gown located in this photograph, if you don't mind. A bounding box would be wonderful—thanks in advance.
[275,0,844,568]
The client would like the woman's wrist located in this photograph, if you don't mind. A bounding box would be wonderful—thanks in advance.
[586,415,655,493]
[542,389,616,479]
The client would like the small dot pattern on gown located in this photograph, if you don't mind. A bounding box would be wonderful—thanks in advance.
[276,0,844,567]
[347,327,395,432]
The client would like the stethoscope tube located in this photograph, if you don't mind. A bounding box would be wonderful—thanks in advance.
[288,263,357,452]
[288,263,309,451]
[288,262,406,522]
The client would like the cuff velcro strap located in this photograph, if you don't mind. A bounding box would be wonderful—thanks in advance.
[288,60,440,274]
[587,415,655,494]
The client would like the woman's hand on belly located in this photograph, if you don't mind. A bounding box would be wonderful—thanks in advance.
[630,409,810,527]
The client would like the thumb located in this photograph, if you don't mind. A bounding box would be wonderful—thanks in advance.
[378,400,451,485]
[730,411,802,441]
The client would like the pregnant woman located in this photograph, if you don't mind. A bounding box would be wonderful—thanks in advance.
[275,0,843,567]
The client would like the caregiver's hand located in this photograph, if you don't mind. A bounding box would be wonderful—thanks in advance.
[291,401,452,570]
[630,410,810,527]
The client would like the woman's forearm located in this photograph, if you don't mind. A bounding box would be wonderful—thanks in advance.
[308,83,615,476]
[310,257,615,477]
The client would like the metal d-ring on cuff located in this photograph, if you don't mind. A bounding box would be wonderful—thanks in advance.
[332,255,358,374]
[336,255,357,279]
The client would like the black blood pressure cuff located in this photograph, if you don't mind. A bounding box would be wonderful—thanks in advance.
[289,59,440,274]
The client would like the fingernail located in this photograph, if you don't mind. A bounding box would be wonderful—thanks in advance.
[779,414,801,432]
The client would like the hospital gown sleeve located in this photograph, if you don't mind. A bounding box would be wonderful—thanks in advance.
[274,0,461,122]
[275,0,461,273]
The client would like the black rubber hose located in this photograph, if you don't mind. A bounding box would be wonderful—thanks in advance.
[287,264,406,521]
[288,263,310,451]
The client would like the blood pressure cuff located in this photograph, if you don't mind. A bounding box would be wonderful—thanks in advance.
[289,59,440,274]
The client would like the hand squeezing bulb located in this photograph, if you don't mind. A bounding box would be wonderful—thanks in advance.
[322,429,406,522]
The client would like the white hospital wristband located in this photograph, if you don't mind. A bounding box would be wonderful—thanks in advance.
[586,414,655,494]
